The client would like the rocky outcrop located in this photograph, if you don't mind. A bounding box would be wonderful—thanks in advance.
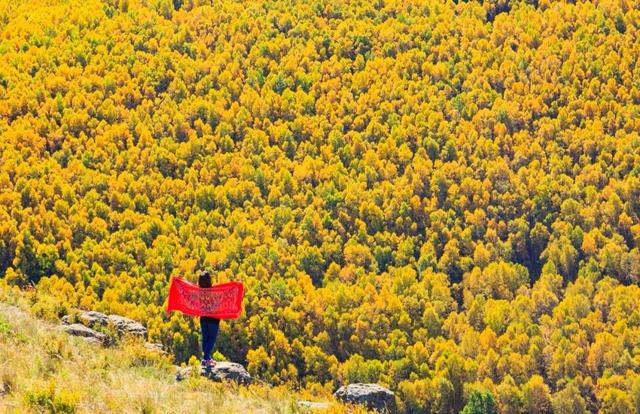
[62,311,107,327]
[62,310,147,339]
[334,383,396,413]
[80,311,109,326]
[61,323,106,345]
[107,315,147,338]
[176,362,253,385]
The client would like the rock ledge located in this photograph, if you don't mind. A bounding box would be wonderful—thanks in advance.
[60,323,106,345]
[334,383,396,413]
[176,362,252,385]
[62,310,147,339]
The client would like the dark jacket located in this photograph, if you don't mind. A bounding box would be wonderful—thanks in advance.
[198,271,219,324]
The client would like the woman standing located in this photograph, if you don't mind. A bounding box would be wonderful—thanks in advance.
[198,270,220,367]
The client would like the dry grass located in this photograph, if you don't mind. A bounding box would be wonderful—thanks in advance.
[0,296,362,414]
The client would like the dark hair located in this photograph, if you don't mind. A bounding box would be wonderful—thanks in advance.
[198,270,212,288]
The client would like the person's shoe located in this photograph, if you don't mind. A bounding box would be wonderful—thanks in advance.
[202,359,216,368]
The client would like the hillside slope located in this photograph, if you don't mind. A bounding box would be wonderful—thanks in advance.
[0,298,347,414]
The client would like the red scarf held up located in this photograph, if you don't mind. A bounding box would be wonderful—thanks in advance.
[166,276,244,319]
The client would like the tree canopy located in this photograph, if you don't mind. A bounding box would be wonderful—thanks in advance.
[1,0,640,412]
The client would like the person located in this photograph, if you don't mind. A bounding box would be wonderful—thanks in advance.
[198,270,220,368]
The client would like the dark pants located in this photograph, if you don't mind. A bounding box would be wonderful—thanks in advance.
[200,317,220,360]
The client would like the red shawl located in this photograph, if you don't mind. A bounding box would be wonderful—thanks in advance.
[166,276,244,319]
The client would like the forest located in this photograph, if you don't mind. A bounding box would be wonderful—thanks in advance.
[1,0,640,412]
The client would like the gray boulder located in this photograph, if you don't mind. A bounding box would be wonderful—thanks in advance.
[61,323,106,345]
[176,362,252,385]
[334,383,396,413]
[107,315,147,339]
[80,311,109,326]
[62,311,108,327]
[175,366,193,381]
[61,311,146,339]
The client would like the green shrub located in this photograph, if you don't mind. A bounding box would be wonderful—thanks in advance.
[0,317,12,336]
[43,335,74,361]
[25,382,79,413]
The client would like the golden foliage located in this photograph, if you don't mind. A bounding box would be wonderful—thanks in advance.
[1,0,640,412]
